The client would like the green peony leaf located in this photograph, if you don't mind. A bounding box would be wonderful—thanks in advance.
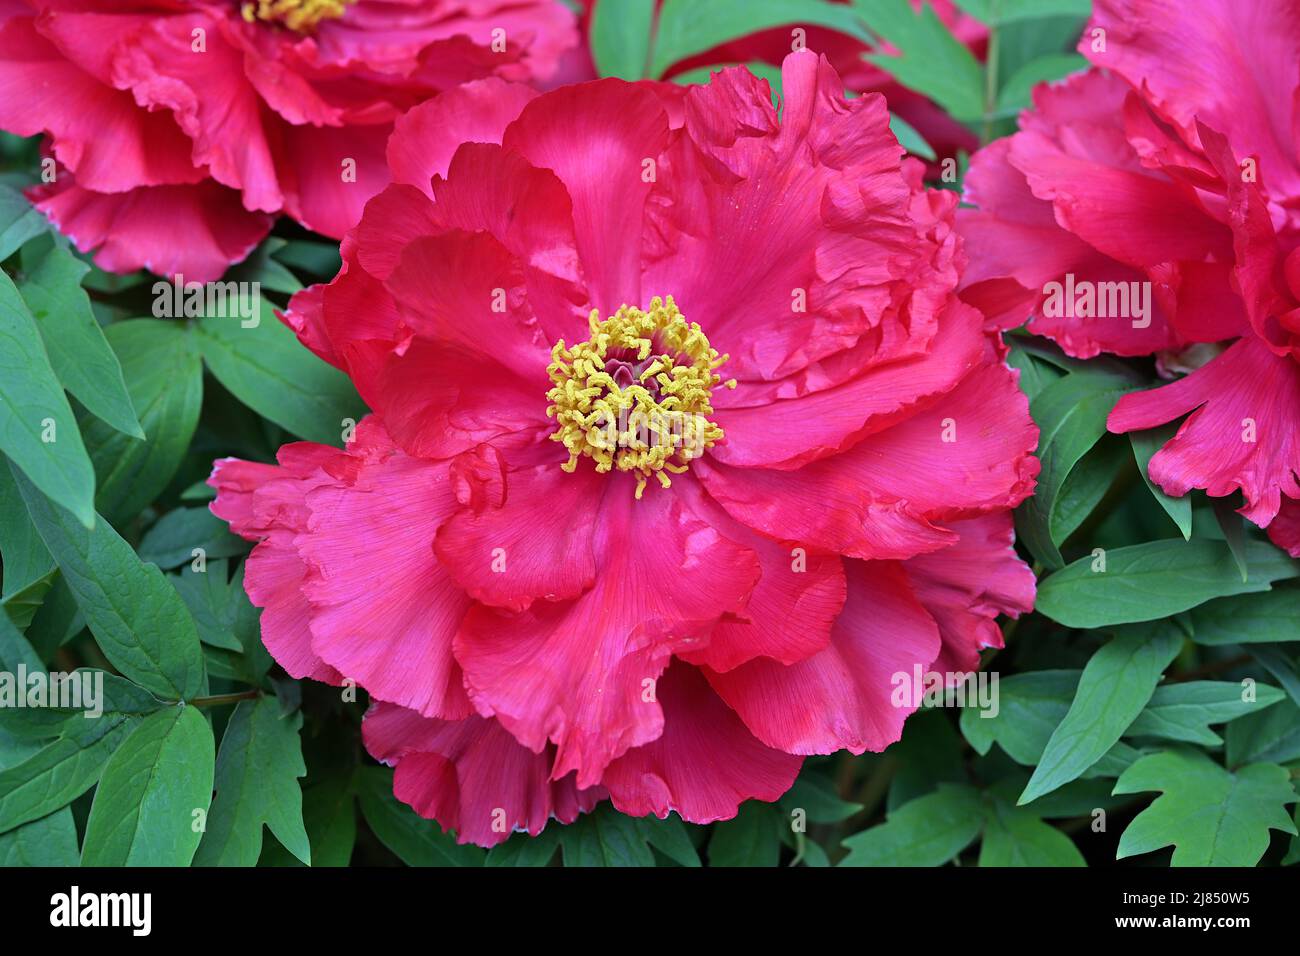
[857,0,984,121]
[0,713,138,834]
[0,269,96,527]
[1020,625,1183,804]
[139,506,247,571]
[993,52,1088,117]
[1190,589,1300,645]
[1225,697,1300,768]
[978,794,1086,866]
[651,0,871,79]
[486,827,561,867]
[0,184,48,261]
[81,704,214,866]
[954,0,1091,25]
[17,237,142,439]
[1036,539,1299,628]
[168,560,248,654]
[781,773,864,823]
[1126,680,1285,746]
[82,319,202,526]
[708,800,784,867]
[0,461,53,599]
[562,804,657,867]
[1015,368,1138,568]
[590,0,655,78]
[0,728,79,866]
[1129,425,1193,539]
[195,298,365,447]
[1114,749,1298,866]
[193,697,310,866]
[840,784,984,866]
[12,466,207,701]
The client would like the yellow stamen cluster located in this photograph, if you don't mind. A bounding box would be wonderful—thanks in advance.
[546,296,736,499]
[241,0,354,31]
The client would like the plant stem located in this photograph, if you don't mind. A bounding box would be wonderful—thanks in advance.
[190,689,260,708]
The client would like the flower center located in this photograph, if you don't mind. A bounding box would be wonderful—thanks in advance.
[546,296,735,499]
[240,0,353,31]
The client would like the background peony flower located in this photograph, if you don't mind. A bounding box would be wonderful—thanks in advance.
[210,51,1038,847]
[956,0,1300,549]
[0,0,579,281]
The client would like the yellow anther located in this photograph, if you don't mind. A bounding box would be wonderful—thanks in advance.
[545,296,731,496]
[241,0,353,31]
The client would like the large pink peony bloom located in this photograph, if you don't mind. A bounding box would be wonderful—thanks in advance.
[957,0,1300,555]
[0,0,578,280]
[210,51,1038,847]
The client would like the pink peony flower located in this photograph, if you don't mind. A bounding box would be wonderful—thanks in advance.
[957,0,1300,553]
[210,51,1038,846]
[0,0,578,281]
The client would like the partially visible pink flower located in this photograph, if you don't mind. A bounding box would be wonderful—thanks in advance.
[211,52,1037,846]
[957,0,1300,539]
[0,0,578,280]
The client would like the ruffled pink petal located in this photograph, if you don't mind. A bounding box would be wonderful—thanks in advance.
[237,37,343,127]
[1267,497,1300,558]
[672,475,843,672]
[642,53,942,390]
[454,473,760,788]
[434,442,600,612]
[1011,131,1231,273]
[386,229,552,382]
[960,137,1097,290]
[705,560,942,755]
[112,12,283,213]
[312,0,579,85]
[902,514,1036,675]
[699,456,956,561]
[1108,336,1300,526]
[208,446,356,685]
[1194,122,1299,354]
[363,702,600,848]
[782,359,1038,521]
[0,13,201,192]
[351,183,441,283]
[295,434,474,719]
[601,662,802,824]
[345,333,549,463]
[279,281,339,369]
[709,297,987,470]
[958,117,1181,357]
[209,458,286,541]
[32,178,272,282]
[700,348,1037,560]
[428,142,587,344]
[501,78,672,312]
[243,539,343,685]
[1087,0,1300,208]
[387,78,538,197]
[278,120,392,240]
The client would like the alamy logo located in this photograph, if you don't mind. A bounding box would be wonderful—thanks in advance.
[0,666,102,718]
[152,274,260,327]
[890,665,1000,718]
[1042,272,1151,328]
[50,886,151,936]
